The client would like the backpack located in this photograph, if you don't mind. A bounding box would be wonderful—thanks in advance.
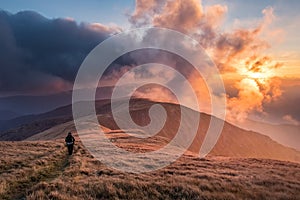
[65,135,74,143]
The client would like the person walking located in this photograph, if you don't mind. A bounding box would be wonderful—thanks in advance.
[65,132,75,155]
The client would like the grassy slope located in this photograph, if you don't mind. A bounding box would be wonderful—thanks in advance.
[4,99,300,162]
[1,140,300,200]
[27,115,300,163]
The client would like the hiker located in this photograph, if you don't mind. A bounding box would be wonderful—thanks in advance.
[65,132,75,155]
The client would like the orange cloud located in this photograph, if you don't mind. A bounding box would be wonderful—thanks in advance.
[129,0,164,27]
[283,115,299,126]
[226,78,264,122]
[153,0,203,33]
[129,0,285,122]
[133,84,178,104]
[88,23,122,34]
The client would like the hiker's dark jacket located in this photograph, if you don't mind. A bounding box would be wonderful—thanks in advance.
[65,135,75,145]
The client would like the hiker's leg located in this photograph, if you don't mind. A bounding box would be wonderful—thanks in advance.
[68,145,72,155]
[70,145,73,155]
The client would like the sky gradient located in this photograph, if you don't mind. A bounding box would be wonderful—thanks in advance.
[0,0,299,125]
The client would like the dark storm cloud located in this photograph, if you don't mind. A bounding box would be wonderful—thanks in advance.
[0,10,119,94]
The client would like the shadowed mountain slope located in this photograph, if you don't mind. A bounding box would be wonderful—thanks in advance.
[12,98,300,163]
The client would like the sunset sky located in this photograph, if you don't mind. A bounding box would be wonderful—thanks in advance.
[0,0,299,125]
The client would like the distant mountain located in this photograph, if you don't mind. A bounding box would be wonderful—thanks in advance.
[236,119,300,151]
[0,110,20,120]
[3,98,299,163]
[0,91,72,118]
[0,99,111,139]
[0,86,116,120]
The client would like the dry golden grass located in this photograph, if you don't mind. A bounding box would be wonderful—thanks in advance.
[0,141,69,199]
[1,139,300,200]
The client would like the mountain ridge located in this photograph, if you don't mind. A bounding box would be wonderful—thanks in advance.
[1,98,297,163]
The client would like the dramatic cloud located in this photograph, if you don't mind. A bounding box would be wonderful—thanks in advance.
[100,48,201,103]
[0,1,297,125]
[128,0,286,123]
[226,78,264,122]
[152,0,203,33]
[283,115,299,126]
[0,10,120,95]
[129,0,164,27]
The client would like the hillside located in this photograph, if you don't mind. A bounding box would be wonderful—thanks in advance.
[1,140,299,200]
[19,98,300,163]
[2,99,300,199]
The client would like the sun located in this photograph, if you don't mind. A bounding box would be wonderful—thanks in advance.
[239,67,272,80]
[247,71,266,79]
[237,58,277,82]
